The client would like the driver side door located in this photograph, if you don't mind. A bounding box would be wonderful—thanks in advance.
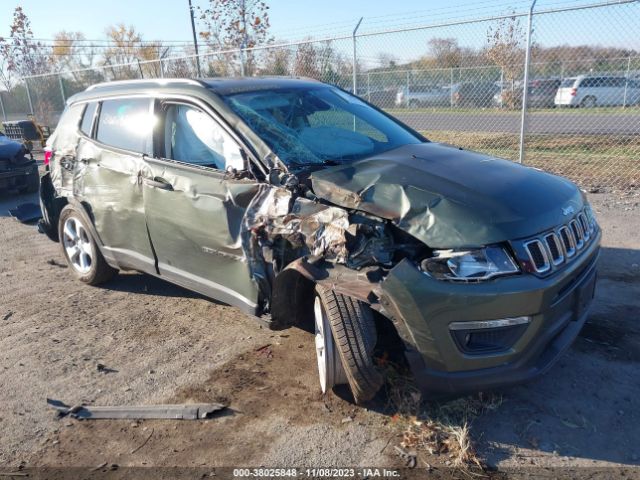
[142,99,262,313]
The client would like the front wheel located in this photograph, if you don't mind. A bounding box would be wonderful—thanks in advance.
[58,205,116,285]
[314,285,383,404]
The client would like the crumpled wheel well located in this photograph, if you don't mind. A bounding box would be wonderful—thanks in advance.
[270,268,316,332]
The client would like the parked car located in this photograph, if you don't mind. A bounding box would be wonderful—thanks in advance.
[451,81,500,107]
[395,84,451,107]
[0,131,39,194]
[40,78,600,403]
[365,88,397,108]
[494,79,562,108]
[555,75,640,107]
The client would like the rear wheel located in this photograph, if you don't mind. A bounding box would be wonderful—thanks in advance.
[581,96,597,108]
[314,285,383,404]
[58,205,116,285]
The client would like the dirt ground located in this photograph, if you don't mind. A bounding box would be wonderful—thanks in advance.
[0,187,639,479]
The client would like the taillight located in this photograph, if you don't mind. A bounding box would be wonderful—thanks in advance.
[570,88,577,97]
[44,149,52,166]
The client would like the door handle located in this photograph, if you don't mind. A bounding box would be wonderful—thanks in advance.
[143,177,174,191]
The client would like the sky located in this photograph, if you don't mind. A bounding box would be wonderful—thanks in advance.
[0,0,637,67]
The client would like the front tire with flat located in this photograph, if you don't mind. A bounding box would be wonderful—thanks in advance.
[58,205,116,285]
[314,285,383,404]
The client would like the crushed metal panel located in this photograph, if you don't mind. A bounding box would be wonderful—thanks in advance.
[310,143,584,248]
[47,399,226,420]
[240,184,352,311]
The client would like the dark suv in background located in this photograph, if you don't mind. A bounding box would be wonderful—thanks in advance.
[40,78,600,403]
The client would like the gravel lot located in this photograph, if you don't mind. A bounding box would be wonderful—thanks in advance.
[0,188,638,478]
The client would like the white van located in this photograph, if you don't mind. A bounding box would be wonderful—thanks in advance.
[554,75,640,107]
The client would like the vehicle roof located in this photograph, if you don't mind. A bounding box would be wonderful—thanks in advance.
[68,76,325,104]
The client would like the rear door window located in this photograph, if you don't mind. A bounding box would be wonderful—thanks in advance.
[96,98,154,154]
[80,102,98,137]
[560,78,576,88]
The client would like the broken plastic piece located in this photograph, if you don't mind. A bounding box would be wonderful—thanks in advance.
[46,398,226,420]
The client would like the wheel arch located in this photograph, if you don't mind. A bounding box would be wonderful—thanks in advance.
[61,199,118,268]
[271,267,316,331]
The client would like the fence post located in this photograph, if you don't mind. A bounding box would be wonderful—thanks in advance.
[240,43,246,77]
[518,0,537,165]
[58,75,66,104]
[352,17,363,94]
[623,55,631,108]
[25,78,34,116]
[499,66,504,108]
[367,72,371,101]
[450,67,454,108]
[0,92,6,122]
[188,0,202,77]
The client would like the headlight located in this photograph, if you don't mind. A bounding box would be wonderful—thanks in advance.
[420,246,519,281]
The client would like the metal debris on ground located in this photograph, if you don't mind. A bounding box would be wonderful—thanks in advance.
[255,344,273,358]
[96,363,118,374]
[394,445,417,468]
[46,398,226,420]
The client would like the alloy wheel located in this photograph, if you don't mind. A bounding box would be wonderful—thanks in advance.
[62,217,93,274]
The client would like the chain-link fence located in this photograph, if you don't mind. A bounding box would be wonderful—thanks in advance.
[1,0,638,191]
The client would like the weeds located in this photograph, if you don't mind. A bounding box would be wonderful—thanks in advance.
[383,364,503,471]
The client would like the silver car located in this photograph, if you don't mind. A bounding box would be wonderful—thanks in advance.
[395,85,451,108]
[554,75,640,107]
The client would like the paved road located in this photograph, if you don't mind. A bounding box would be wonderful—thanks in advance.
[394,111,640,135]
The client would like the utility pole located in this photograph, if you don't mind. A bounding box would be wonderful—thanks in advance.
[188,0,202,77]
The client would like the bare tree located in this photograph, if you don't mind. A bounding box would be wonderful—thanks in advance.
[198,0,271,75]
[293,42,319,79]
[0,6,51,89]
[427,38,463,68]
[51,32,100,80]
[101,24,169,79]
[260,47,291,75]
[485,15,526,108]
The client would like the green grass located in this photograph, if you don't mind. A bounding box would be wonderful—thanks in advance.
[385,106,640,116]
[423,130,640,190]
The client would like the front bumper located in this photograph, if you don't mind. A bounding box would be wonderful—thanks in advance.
[379,230,600,395]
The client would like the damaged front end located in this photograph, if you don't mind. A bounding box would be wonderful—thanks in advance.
[239,167,429,336]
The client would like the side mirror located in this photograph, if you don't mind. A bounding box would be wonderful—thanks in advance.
[225,146,247,172]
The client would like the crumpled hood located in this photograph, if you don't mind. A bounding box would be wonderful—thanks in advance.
[310,143,583,248]
[0,135,27,162]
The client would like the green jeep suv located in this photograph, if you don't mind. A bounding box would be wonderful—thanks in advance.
[40,77,600,403]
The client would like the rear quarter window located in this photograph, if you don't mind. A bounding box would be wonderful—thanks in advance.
[80,102,98,136]
[96,98,153,154]
[50,103,84,147]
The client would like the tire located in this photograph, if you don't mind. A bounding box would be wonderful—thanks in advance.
[314,285,383,404]
[58,205,116,285]
[581,96,597,108]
